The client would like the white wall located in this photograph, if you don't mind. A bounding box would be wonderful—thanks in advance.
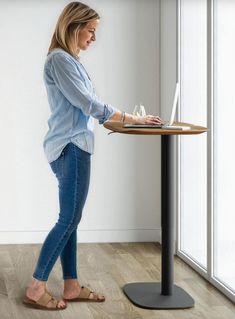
[160,0,177,118]
[0,0,161,244]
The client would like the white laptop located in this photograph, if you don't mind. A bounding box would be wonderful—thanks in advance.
[123,83,190,130]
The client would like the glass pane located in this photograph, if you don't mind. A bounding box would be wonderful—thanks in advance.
[180,0,207,268]
[214,0,235,292]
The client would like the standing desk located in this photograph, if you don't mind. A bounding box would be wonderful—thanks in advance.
[103,121,208,309]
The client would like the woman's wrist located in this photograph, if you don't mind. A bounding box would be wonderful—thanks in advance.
[109,111,140,124]
[108,111,135,123]
[123,113,139,124]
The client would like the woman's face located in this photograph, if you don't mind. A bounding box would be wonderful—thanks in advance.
[77,19,99,51]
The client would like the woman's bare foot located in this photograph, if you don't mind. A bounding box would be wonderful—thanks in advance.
[25,278,66,309]
[63,279,105,301]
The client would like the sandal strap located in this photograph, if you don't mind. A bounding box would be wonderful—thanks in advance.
[37,291,57,307]
[79,286,93,299]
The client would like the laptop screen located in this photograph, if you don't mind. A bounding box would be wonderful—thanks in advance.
[168,82,180,125]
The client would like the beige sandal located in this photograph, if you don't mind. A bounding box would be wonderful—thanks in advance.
[23,289,67,310]
[64,286,105,302]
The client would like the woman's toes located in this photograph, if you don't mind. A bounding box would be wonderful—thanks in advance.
[97,293,105,301]
[99,294,105,301]
[57,299,67,309]
[89,292,105,301]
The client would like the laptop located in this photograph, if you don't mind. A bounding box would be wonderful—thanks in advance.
[123,83,190,130]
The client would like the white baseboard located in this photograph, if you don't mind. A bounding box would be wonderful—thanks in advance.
[0,228,161,244]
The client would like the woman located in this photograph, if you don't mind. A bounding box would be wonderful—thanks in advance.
[23,1,163,310]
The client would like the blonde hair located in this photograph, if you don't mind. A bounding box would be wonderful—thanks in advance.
[48,1,100,58]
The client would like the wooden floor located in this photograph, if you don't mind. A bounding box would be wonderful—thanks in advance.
[0,242,234,319]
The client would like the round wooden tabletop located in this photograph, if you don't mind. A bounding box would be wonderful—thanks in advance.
[103,121,208,136]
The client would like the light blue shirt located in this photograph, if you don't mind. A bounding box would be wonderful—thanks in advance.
[43,48,118,163]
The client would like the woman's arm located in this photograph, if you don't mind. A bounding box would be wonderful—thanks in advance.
[50,53,118,124]
[50,52,163,126]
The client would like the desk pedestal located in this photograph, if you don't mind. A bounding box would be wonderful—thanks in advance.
[123,135,195,309]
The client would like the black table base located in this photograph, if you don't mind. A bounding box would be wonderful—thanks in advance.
[122,135,195,309]
[123,282,194,309]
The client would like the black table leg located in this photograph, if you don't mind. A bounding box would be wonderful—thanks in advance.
[122,135,195,309]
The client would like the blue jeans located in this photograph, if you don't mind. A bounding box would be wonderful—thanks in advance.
[33,143,91,281]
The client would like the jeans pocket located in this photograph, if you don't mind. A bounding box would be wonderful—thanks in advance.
[50,150,65,178]
[58,150,66,178]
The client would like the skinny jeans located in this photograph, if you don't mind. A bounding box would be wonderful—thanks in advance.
[33,142,91,281]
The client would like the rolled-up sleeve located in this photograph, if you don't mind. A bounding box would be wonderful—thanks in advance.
[50,53,118,124]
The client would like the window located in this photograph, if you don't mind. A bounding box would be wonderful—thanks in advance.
[178,0,235,302]
[213,0,235,293]
[178,0,207,269]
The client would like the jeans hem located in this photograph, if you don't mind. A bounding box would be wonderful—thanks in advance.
[32,274,48,282]
[63,275,78,280]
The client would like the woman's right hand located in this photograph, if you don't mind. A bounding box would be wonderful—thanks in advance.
[133,114,164,125]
